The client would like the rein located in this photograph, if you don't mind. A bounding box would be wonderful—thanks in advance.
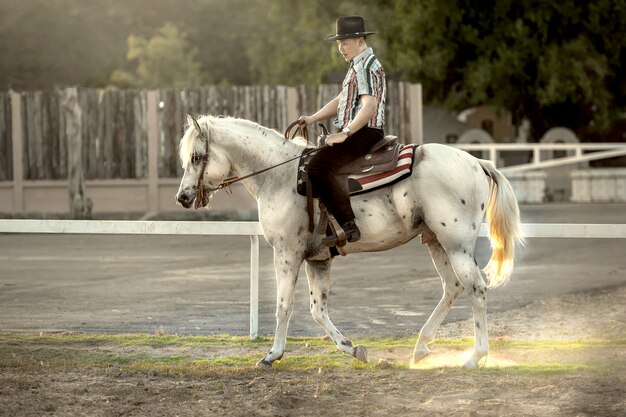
[194,120,326,206]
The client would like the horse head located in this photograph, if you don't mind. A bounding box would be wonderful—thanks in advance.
[176,115,232,209]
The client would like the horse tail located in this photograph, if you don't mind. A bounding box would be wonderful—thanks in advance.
[476,159,525,288]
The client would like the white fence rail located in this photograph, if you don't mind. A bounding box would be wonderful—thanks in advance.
[1,220,626,339]
[453,142,626,168]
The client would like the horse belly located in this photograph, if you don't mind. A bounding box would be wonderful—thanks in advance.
[345,183,420,254]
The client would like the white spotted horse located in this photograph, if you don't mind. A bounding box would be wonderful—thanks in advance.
[176,115,523,369]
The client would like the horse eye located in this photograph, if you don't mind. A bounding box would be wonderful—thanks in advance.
[191,153,203,164]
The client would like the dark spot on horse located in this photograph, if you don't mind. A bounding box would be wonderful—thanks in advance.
[441,222,446,227]
[474,257,478,266]
[281,297,283,302]
[476,321,480,329]
[411,207,425,230]
[473,284,477,293]
[363,199,368,202]
[310,291,313,295]
[360,208,365,213]
[472,222,476,230]
[321,307,324,312]
[481,202,485,211]
[461,199,466,205]
[322,291,327,300]
[463,249,466,254]
[455,282,460,287]
[444,261,448,265]
[454,218,458,222]
[313,299,317,304]
[341,340,353,347]
[282,268,287,274]
[403,192,408,197]
[403,215,406,219]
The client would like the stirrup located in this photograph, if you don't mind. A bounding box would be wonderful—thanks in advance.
[322,219,360,247]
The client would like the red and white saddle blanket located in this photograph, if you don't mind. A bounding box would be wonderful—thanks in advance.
[297,144,418,197]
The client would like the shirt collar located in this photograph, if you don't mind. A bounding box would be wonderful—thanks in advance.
[350,47,373,66]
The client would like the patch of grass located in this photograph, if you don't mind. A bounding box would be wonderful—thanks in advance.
[0,333,271,348]
[1,332,624,377]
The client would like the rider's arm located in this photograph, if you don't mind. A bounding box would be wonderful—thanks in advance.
[325,94,376,146]
[301,93,341,124]
[344,94,376,134]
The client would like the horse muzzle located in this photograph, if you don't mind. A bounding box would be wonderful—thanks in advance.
[176,186,212,209]
[175,189,196,209]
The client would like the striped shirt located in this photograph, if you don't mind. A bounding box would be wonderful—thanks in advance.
[333,47,386,130]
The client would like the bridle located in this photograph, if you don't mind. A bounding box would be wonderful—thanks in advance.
[191,118,327,209]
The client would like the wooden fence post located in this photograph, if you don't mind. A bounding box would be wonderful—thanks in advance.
[409,83,423,145]
[62,88,89,219]
[286,87,299,128]
[10,91,23,213]
[146,90,160,214]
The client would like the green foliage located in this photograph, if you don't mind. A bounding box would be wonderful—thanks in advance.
[110,23,203,88]
[246,0,392,84]
[0,0,624,139]
[384,0,626,139]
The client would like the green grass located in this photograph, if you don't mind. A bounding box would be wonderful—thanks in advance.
[1,332,623,377]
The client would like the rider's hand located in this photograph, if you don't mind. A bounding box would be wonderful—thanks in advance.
[298,116,314,126]
[326,132,348,146]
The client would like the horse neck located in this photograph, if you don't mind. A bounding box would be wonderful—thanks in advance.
[210,118,303,198]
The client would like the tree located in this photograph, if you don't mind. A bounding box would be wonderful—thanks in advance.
[110,23,203,88]
[245,0,392,85]
[384,0,626,141]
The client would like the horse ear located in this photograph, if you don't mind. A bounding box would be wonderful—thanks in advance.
[191,116,202,135]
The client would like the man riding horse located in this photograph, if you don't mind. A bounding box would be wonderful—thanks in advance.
[299,15,386,247]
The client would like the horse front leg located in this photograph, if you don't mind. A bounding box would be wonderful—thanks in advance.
[256,248,303,367]
[305,259,369,363]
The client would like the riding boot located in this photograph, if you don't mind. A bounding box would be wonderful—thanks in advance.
[322,220,361,247]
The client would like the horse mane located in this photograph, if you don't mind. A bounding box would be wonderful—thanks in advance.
[179,115,306,169]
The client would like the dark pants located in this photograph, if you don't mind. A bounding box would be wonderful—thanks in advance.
[307,127,384,225]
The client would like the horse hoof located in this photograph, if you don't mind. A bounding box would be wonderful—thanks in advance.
[411,349,430,364]
[354,345,369,363]
[255,358,273,368]
[462,359,477,370]
[462,353,487,370]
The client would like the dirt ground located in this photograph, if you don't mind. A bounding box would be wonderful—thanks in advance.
[1,285,624,417]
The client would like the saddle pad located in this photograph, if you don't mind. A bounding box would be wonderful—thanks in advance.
[348,144,417,195]
[297,144,417,197]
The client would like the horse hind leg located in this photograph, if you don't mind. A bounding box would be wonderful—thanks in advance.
[446,247,489,369]
[305,259,369,363]
[412,239,464,364]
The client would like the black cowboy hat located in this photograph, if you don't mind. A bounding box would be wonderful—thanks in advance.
[325,15,376,41]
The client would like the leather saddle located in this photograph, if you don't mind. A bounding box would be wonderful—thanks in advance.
[285,121,411,254]
[298,134,402,197]
[297,132,402,254]
[319,134,401,176]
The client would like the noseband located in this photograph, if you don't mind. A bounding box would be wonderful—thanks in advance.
[191,119,327,209]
